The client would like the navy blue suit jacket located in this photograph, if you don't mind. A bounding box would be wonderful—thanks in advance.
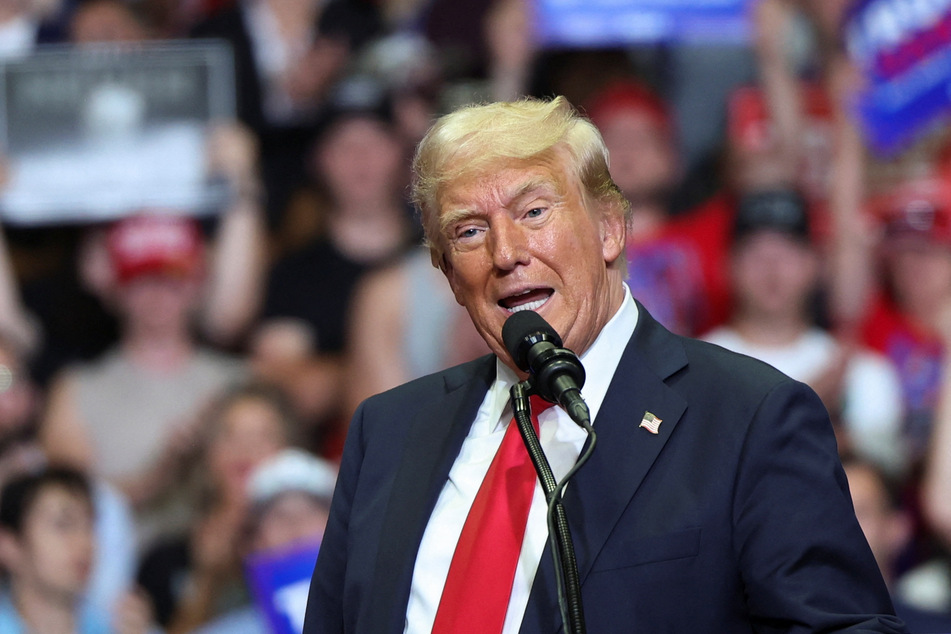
[304,305,907,632]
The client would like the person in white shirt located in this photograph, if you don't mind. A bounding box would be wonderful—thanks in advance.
[703,188,907,475]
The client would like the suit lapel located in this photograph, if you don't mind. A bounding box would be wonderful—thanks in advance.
[365,355,496,633]
[521,305,688,633]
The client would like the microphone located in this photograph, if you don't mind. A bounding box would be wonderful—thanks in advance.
[502,311,590,426]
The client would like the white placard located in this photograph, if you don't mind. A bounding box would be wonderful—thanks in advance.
[0,39,235,225]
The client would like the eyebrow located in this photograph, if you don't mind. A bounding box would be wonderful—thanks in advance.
[438,176,563,235]
[438,207,478,236]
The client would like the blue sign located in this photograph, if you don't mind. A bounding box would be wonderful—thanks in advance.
[245,542,320,634]
[533,0,752,47]
[844,0,951,155]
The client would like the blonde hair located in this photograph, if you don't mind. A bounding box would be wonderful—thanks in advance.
[411,96,631,266]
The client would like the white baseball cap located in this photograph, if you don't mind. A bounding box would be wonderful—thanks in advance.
[247,449,338,507]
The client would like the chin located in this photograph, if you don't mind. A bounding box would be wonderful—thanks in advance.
[53,581,87,601]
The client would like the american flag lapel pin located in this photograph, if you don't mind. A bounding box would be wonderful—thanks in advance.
[639,411,663,434]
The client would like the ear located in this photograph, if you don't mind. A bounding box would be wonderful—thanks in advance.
[599,205,627,266]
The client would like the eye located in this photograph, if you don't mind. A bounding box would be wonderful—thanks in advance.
[451,222,486,246]
[526,207,546,219]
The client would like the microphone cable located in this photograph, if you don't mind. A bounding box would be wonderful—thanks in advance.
[511,381,596,634]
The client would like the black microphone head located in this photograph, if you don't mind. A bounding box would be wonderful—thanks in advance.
[502,311,562,372]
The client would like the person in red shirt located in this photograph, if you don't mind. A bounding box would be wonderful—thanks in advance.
[861,179,951,467]
[584,80,710,337]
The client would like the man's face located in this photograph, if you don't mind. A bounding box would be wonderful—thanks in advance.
[437,150,626,371]
[10,486,95,601]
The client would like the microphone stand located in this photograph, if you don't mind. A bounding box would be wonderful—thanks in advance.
[511,381,596,634]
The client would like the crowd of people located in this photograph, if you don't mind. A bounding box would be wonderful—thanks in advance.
[0,0,949,630]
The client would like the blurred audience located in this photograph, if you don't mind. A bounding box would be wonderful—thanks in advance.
[906,178,951,619]
[11,120,266,386]
[190,0,383,226]
[136,381,295,631]
[0,0,66,59]
[924,259,951,548]
[704,188,906,476]
[39,213,248,548]
[30,109,266,530]
[195,448,336,633]
[663,0,855,334]
[0,227,39,362]
[844,456,951,632]
[192,0,379,132]
[349,34,444,161]
[0,466,154,634]
[0,334,43,484]
[585,79,710,337]
[0,332,139,620]
[858,178,951,468]
[483,0,534,102]
[344,246,489,420]
[252,85,417,455]
[69,0,150,44]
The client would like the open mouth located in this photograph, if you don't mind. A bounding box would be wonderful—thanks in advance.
[499,288,553,313]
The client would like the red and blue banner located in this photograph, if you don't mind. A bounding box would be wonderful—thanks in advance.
[532,0,752,48]
[844,0,951,155]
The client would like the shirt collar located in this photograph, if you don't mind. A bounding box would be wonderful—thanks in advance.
[577,284,638,423]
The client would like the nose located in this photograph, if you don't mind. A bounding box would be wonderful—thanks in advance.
[488,216,530,271]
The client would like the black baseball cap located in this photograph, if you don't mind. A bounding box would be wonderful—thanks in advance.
[733,189,810,243]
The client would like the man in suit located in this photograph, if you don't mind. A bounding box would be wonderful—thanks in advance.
[304,96,906,632]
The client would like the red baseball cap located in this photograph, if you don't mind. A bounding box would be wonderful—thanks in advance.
[875,178,951,246]
[106,214,204,284]
[584,80,672,138]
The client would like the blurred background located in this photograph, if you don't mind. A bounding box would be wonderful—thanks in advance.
[1,0,951,631]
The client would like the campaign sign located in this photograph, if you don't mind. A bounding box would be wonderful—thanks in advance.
[246,541,320,634]
[0,40,235,225]
[844,0,951,155]
[533,0,752,48]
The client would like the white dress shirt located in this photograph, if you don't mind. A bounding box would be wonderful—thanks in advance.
[405,287,639,633]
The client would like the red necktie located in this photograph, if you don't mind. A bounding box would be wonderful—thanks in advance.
[432,395,552,634]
